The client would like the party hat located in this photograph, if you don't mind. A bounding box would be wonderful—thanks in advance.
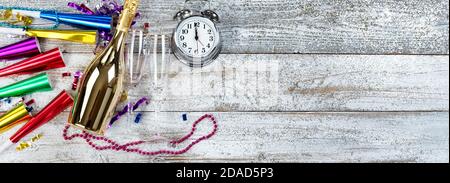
[10,90,73,143]
[25,29,98,44]
[0,37,41,61]
[11,10,112,31]
[0,73,52,99]
[41,12,112,31]
[0,27,98,45]
[0,102,32,134]
[0,48,65,77]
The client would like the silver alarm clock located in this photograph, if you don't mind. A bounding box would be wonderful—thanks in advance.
[172,3,221,67]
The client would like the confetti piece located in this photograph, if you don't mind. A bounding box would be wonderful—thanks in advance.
[16,133,42,151]
[16,141,30,151]
[134,113,142,123]
[108,97,149,127]
[68,2,95,15]
[72,71,82,90]
[0,9,33,26]
[25,99,35,106]
[120,91,128,102]
[182,113,187,121]
[31,133,42,142]
[62,72,72,77]
[0,97,10,102]
[74,70,82,78]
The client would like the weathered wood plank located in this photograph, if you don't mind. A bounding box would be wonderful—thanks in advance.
[1,54,448,112]
[0,0,448,54]
[0,112,448,163]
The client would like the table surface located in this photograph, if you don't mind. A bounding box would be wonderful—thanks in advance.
[0,0,448,163]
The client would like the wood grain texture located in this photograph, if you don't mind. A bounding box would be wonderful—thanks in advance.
[0,0,448,163]
[0,0,448,54]
[1,54,448,112]
[0,112,448,163]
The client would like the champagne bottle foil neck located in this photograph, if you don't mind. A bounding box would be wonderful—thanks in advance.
[117,0,140,32]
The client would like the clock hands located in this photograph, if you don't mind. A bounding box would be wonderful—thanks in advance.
[195,27,199,41]
[195,26,205,47]
[194,26,206,55]
[173,16,221,67]
[198,39,205,47]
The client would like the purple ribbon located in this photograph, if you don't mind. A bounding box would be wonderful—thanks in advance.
[108,97,149,128]
[67,2,95,15]
[132,97,149,111]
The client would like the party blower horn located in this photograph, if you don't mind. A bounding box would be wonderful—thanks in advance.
[0,37,41,61]
[0,73,52,99]
[0,27,97,44]
[11,9,112,31]
[0,102,33,134]
[0,90,73,153]
[0,48,65,77]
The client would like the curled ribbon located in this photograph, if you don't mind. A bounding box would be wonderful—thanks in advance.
[108,97,150,127]
[0,9,33,26]
[67,3,95,15]
[67,0,140,43]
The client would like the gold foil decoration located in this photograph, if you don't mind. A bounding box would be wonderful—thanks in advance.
[0,9,33,26]
[30,133,43,142]
[0,9,12,19]
[25,29,97,44]
[120,91,128,102]
[116,0,139,32]
[16,141,30,151]
[15,133,42,151]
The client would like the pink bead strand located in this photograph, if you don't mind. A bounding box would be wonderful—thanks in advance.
[62,114,218,156]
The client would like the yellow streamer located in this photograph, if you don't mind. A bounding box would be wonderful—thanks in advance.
[25,29,97,44]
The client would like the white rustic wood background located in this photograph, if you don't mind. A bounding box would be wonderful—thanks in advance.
[0,0,448,163]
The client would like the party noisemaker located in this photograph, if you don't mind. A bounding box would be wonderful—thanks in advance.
[0,102,32,134]
[0,73,52,99]
[0,27,97,44]
[0,90,73,153]
[0,48,65,77]
[11,9,112,30]
[0,37,41,61]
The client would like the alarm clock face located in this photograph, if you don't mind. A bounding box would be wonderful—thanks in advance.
[173,16,221,67]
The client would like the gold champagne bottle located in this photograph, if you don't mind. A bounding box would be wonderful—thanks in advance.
[68,0,140,135]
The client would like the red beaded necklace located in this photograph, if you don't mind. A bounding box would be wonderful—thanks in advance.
[62,114,218,156]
